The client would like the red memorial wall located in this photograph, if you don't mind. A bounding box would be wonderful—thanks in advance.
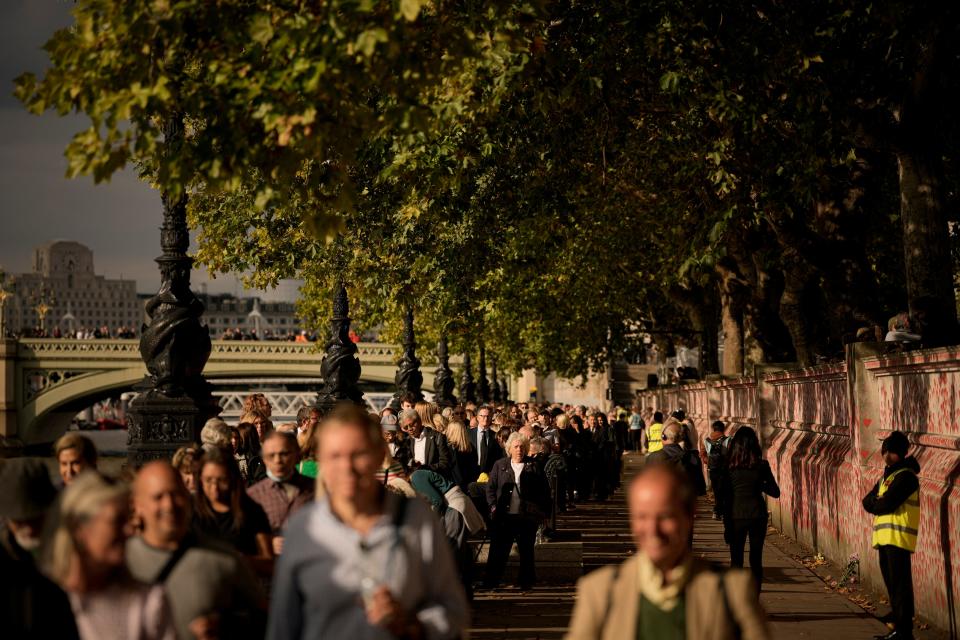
[636,343,960,634]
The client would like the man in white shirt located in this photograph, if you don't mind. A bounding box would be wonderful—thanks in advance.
[470,406,504,475]
[397,409,453,480]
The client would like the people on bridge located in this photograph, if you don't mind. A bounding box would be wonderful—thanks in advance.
[267,403,468,640]
[566,463,770,640]
[0,457,81,640]
[719,426,780,591]
[862,431,920,640]
[191,448,274,577]
[55,432,98,487]
[126,461,266,640]
[42,472,176,640]
[247,431,314,557]
[482,431,551,591]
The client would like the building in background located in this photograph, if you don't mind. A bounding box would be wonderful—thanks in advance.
[3,240,139,336]
[199,293,303,339]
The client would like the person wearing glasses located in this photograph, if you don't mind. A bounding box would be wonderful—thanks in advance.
[267,404,467,640]
[470,406,505,476]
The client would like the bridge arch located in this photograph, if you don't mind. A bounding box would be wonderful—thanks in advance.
[3,339,443,446]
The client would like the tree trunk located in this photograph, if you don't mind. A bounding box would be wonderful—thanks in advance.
[716,258,745,375]
[779,248,823,367]
[729,225,795,365]
[896,16,958,347]
[672,283,720,376]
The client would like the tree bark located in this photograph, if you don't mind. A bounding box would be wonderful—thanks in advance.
[893,12,958,347]
[779,247,824,367]
[716,258,746,375]
[672,283,720,376]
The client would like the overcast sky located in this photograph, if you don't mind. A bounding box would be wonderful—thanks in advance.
[0,1,300,301]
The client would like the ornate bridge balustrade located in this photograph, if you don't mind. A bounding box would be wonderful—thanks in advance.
[0,338,435,447]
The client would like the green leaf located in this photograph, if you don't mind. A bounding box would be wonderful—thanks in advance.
[249,14,274,45]
[399,0,423,21]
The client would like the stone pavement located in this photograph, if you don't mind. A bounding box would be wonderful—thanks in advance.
[469,453,902,639]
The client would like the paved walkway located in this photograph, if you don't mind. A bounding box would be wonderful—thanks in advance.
[470,453,894,639]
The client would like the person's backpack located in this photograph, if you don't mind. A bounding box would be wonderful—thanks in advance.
[706,435,730,470]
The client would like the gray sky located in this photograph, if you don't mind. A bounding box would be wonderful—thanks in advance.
[0,1,300,301]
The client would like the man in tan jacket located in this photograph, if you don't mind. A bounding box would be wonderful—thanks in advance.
[566,463,769,640]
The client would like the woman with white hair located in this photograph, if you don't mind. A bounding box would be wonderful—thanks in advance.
[482,431,551,591]
[43,472,176,640]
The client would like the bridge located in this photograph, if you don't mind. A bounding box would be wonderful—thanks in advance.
[0,338,448,448]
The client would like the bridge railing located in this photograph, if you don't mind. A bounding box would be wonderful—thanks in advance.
[13,338,402,366]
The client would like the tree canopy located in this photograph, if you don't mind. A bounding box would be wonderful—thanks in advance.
[18,0,960,377]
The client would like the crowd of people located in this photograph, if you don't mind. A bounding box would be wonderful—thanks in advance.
[1,391,923,640]
[17,324,139,339]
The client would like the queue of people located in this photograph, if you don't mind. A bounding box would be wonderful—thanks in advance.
[2,389,923,640]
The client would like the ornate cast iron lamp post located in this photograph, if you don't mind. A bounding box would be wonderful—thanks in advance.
[0,271,11,338]
[316,282,365,413]
[29,283,55,336]
[127,115,217,467]
[432,334,458,407]
[477,343,490,404]
[389,306,424,410]
[459,351,477,404]
[498,376,509,403]
[490,358,501,404]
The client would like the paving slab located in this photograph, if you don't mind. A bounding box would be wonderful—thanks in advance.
[469,453,915,639]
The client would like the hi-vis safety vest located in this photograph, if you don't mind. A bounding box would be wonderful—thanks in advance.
[647,423,664,453]
[872,467,920,552]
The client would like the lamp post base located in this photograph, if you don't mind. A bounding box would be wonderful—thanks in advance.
[126,393,202,468]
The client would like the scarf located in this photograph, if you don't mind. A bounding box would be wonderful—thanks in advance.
[636,551,693,611]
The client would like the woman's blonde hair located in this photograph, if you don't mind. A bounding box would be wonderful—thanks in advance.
[415,401,439,428]
[43,472,128,585]
[432,413,449,434]
[54,432,98,466]
[445,420,472,453]
[555,414,569,429]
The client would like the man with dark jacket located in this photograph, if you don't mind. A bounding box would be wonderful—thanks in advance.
[0,458,80,640]
[862,431,921,640]
[646,423,707,497]
[470,405,504,475]
[398,408,454,480]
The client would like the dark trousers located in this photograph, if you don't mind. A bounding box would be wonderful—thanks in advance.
[709,468,724,516]
[728,517,767,589]
[484,515,537,589]
[878,545,914,633]
[630,430,643,452]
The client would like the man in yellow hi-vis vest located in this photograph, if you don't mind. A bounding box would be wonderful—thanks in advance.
[645,411,665,453]
[862,431,920,640]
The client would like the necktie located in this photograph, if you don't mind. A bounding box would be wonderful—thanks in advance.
[479,429,488,468]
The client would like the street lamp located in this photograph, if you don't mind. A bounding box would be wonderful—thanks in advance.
[30,284,55,337]
[0,271,11,338]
